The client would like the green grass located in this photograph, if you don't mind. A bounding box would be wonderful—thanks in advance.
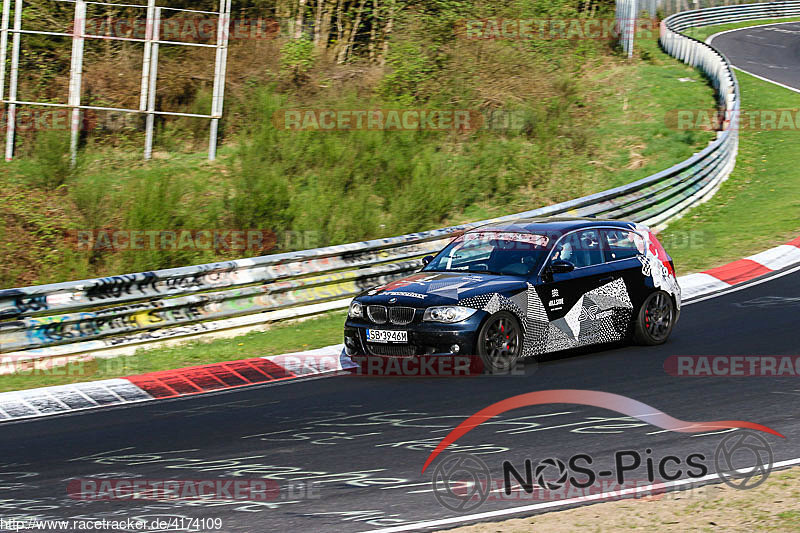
[0,29,716,289]
[589,35,718,190]
[0,310,347,393]
[0,32,724,393]
[660,20,800,272]
[7,58,798,392]
[441,34,718,224]
[9,21,800,393]
[682,17,800,42]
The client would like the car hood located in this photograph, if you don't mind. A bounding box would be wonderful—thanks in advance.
[358,272,529,307]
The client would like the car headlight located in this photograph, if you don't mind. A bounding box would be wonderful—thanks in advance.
[348,301,363,318]
[423,306,477,323]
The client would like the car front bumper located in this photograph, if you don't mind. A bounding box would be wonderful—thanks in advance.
[344,312,486,357]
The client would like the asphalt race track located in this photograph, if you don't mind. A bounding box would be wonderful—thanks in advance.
[711,21,800,90]
[2,265,799,532]
[3,23,800,533]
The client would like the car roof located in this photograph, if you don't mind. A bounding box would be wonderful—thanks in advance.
[469,216,636,234]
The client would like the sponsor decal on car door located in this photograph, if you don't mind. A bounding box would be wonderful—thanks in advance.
[537,229,631,350]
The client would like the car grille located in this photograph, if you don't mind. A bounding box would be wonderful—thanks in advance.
[366,343,420,357]
[366,305,416,325]
[389,307,415,325]
[367,305,388,324]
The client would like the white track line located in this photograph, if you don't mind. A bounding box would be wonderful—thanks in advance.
[367,23,800,530]
[683,263,800,306]
[731,65,800,94]
[706,19,800,45]
[367,457,800,532]
[706,21,800,93]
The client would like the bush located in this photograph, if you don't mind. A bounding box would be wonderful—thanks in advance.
[379,40,439,105]
[280,38,315,83]
[120,170,208,272]
[26,131,74,190]
[70,172,111,230]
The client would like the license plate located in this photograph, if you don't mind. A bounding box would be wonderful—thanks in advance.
[366,329,408,343]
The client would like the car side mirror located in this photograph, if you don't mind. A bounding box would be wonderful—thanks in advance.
[548,259,575,274]
[421,255,434,266]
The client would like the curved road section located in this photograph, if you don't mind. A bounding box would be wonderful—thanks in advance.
[2,25,800,533]
[710,21,800,91]
[3,267,800,532]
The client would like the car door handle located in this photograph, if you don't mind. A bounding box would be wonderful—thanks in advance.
[599,276,615,284]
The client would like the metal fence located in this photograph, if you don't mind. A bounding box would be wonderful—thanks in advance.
[617,0,639,57]
[0,0,232,163]
[639,0,789,17]
[2,1,798,365]
[618,0,798,57]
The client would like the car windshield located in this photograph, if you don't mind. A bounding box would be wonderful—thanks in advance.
[423,231,552,277]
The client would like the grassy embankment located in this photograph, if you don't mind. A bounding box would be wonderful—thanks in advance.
[659,17,800,272]
[0,29,726,391]
[5,17,800,392]
[0,3,713,289]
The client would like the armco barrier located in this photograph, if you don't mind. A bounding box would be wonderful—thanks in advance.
[2,2,798,365]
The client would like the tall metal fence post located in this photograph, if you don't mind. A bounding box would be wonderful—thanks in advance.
[628,0,638,58]
[4,0,21,161]
[0,0,230,162]
[139,0,156,114]
[208,0,231,161]
[143,6,161,160]
[68,0,87,167]
[0,0,11,103]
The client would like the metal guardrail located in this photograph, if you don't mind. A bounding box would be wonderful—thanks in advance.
[2,2,798,363]
[639,0,785,18]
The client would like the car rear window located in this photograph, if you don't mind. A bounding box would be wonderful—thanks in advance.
[604,229,644,261]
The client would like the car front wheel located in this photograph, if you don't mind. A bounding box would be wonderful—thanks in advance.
[476,311,522,373]
[633,290,675,345]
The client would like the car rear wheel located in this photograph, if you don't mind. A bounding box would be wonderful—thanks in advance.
[633,291,675,345]
[477,311,522,373]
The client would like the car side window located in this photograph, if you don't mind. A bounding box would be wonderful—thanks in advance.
[603,229,642,261]
[552,230,604,269]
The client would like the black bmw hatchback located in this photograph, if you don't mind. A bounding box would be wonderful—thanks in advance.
[344,217,681,371]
